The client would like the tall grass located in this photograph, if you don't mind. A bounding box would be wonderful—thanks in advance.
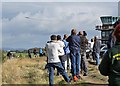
[2,55,108,85]
[2,57,49,84]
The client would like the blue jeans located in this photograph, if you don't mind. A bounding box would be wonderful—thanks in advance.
[46,62,70,86]
[95,53,100,65]
[70,50,81,77]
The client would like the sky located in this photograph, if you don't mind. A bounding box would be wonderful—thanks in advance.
[1,1,120,49]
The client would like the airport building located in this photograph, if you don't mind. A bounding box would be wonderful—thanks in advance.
[95,16,120,44]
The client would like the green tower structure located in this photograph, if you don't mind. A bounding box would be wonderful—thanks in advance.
[96,16,120,44]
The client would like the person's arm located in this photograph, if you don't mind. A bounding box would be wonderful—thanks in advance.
[66,36,71,42]
[99,51,110,76]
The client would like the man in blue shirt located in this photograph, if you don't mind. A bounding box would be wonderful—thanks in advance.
[66,29,81,81]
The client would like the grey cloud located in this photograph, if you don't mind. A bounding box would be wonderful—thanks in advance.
[2,2,118,49]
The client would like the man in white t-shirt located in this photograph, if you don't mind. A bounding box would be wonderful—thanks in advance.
[45,35,70,86]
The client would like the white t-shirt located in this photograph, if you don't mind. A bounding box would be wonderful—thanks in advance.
[57,40,65,56]
[46,41,61,63]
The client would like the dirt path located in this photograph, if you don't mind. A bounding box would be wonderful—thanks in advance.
[80,60,108,85]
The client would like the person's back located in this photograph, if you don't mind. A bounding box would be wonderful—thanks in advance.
[67,35,80,51]
[99,24,120,86]
[63,39,70,54]
[93,36,101,65]
[57,40,65,56]
[108,43,120,85]
[46,41,61,63]
[93,37,101,54]
[45,35,70,86]
[66,29,81,81]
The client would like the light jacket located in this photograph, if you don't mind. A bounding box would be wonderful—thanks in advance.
[46,41,61,63]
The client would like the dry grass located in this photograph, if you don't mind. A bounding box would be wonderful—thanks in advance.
[2,57,48,84]
[2,56,108,85]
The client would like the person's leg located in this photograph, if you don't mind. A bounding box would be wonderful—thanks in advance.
[80,54,83,74]
[76,51,81,76]
[65,60,67,72]
[67,53,71,70]
[48,64,54,86]
[92,52,95,61]
[70,51,76,77]
[55,63,70,82]
[57,56,63,76]
[95,53,100,65]
[82,52,88,76]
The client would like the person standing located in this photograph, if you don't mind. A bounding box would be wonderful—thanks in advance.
[7,51,12,59]
[39,48,43,57]
[56,35,65,75]
[33,49,37,58]
[45,35,70,86]
[78,31,88,76]
[93,36,101,65]
[28,50,32,58]
[90,38,95,61]
[63,34,71,72]
[57,35,65,69]
[99,24,120,86]
[66,29,81,81]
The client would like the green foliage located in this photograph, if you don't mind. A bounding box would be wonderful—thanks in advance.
[2,51,7,63]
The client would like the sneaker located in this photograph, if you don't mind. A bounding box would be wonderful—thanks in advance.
[73,76,78,81]
[83,73,88,76]
[69,76,73,81]
[56,73,60,76]
[76,75,81,79]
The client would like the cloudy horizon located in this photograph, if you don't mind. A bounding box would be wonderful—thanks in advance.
[2,2,119,49]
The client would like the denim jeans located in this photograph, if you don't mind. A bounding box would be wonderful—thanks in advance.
[70,50,81,77]
[95,53,100,65]
[46,62,70,86]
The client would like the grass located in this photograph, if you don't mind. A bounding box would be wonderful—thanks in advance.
[2,54,108,85]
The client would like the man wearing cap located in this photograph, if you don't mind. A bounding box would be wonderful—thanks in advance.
[99,24,120,86]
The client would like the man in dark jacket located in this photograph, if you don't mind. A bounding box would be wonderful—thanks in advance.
[99,24,120,86]
[66,29,81,81]
[78,31,88,76]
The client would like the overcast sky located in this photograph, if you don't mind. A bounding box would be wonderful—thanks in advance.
[1,1,119,49]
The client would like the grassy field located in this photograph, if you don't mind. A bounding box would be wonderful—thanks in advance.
[2,53,108,85]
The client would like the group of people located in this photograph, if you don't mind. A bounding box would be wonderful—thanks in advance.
[45,28,101,86]
[28,48,45,58]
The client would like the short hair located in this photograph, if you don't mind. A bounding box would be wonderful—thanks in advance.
[78,31,83,35]
[83,31,87,36]
[57,35,61,40]
[71,29,77,35]
[114,24,120,41]
[91,38,94,42]
[63,34,68,39]
[50,35,57,40]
